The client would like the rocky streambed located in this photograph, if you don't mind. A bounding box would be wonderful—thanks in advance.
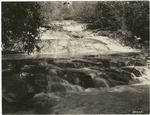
[2,50,150,114]
[2,20,150,114]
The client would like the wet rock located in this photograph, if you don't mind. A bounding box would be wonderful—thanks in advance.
[100,68,140,86]
[110,61,117,67]
[50,59,99,68]
[146,57,150,60]
[72,59,103,67]
[47,69,58,77]
[116,61,126,67]
[110,61,131,68]
[105,68,137,80]
[62,71,94,88]
[121,66,141,77]
[99,59,111,67]
[121,66,150,77]
[134,61,146,66]
[2,71,35,102]
[34,74,48,93]
[46,67,97,88]
[130,59,146,66]
[124,61,131,66]
[146,60,150,66]
[21,65,47,73]
[20,73,48,93]
[100,72,129,87]
[22,83,35,101]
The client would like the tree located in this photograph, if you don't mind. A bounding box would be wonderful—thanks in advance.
[2,2,42,54]
[96,1,149,47]
[70,2,97,23]
[39,1,71,23]
[125,1,149,44]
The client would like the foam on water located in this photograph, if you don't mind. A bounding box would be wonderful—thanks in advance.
[63,26,83,31]
[135,67,150,83]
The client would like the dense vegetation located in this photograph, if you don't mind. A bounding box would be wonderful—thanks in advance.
[2,1,149,54]
[2,2,43,54]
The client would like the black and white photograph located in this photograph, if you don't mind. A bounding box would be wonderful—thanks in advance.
[1,1,150,114]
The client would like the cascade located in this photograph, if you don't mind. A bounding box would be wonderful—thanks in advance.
[46,69,84,93]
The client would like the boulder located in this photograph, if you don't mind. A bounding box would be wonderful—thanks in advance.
[45,67,97,88]
[20,73,48,93]
[2,70,35,102]
[99,72,129,87]
[21,65,47,73]
[100,68,140,86]
[121,66,147,77]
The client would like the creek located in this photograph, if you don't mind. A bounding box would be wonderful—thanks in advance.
[2,20,150,114]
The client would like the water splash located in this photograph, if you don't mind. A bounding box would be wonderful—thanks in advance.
[92,77,110,89]
[46,69,84,93]
[135,67,150,83]
[122,66,150,84]
[47,81,84,93]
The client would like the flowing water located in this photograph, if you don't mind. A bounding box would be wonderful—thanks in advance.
[2,20,150,114]
[46,66,150,92]
[46,69,150,114]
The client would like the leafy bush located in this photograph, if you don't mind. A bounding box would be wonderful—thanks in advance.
[95,1,149,48]
[2,2,42,54]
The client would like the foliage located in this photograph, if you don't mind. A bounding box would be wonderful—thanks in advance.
[2,2,42,54]
[70,1,97,23]
[39,1,72,24]
[125,1,149,44]
[95,1,149,47]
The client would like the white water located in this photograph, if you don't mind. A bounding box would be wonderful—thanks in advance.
[45,66,150,93]
[3,20,149,93]
[36,20,140,55]
[63,25,83,31]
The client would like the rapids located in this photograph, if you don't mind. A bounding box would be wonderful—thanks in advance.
[2,20,150,114]
[45,65,150,93]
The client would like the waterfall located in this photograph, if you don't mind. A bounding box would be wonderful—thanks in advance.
[45,66,150,93]
[92,77,110,89]
[121,66,150,84]
[46,69,84,93]
[47,82,84,93]
[135,67,150,83]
